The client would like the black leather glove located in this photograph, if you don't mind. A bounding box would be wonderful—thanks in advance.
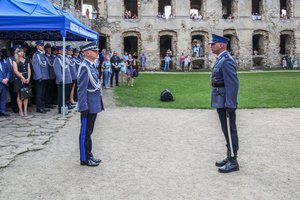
[225,107,235,113]
[81,110,89,117]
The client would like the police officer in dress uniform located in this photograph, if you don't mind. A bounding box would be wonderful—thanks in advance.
[209,34,239,173]
[32,40,50,113]
[6,47,18,113]
[72,48,81,102]
[44,43,56,108]
[77,41,104,167]
[53,46,73,114]
[66,46,77,106]
[0,53,10,117]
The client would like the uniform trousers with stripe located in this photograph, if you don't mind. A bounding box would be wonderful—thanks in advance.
[217,108,239,153]
[79,113,97,162]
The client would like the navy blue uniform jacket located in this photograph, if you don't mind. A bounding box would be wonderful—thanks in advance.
[211,51,239,109]
[77,59,104,113]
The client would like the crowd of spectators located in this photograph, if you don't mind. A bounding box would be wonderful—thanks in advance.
[157,12,175,20]
[0,42,149,117]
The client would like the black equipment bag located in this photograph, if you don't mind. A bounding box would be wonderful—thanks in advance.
[160,89,174,102]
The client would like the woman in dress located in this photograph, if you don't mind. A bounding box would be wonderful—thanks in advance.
[126,54,136,87]
[12,48,31,116]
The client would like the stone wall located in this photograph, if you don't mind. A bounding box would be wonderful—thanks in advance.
[93,0,300,69]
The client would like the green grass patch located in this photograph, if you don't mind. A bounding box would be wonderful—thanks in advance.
[114,72,300,109]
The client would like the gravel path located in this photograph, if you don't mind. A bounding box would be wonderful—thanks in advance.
[0,89,299,199]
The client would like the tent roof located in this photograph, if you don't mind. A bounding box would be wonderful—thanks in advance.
[0,0,98,41]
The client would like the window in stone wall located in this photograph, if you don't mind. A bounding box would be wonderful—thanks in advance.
[158,0,174,19]
[191,35,205,57]
[280,0,292,19]
[124,36,138,56]
[221,0,237,20]
[160,35,172,68]
[99,35,107,51]
[280,32,294,56]
[252,34,265,55]
[251,0,263,20]
[190,0,203,20]
[124,0,138,19]
[224,34,233,54]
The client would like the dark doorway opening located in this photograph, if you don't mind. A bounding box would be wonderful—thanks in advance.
[191,35,205,57]
[252,0,262,14]
[99,35,107,51]
[224,34,232,53]
[124,0,138,18]
[222,0,232,19]
[252,35,264,55]
[160,35,172,69]
[124,36,138,56]
[280,34,291,55]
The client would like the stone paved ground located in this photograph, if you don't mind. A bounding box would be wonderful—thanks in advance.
[0,106,76,168]
[0,88,299,199]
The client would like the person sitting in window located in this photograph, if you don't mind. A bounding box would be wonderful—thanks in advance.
[227,14,234,19]
[157,12,162,18]
[127,10,132,19]
[256,13,262,20]
[132,14,138,19]
[124,10,129,19]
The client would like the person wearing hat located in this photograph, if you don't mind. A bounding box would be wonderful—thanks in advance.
[209,34,239,173]
[53,46,73,114]
[32,40,50,113]
[72,48,82,102]
[77,41,104,167]
[6,47,19,113]
[65,45,76,108]
[0,50,10,117]
[44,43,56,108]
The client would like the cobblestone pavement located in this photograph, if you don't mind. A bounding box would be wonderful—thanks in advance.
[0,88,299,199]
[0,107,75,168]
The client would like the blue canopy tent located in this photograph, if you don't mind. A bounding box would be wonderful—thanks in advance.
[0,0,99,116]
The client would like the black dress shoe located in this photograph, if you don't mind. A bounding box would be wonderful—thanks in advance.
[218,159,239,173]
[36,109,46,113]
[90,157,101,164]
[216,158,229,167]
[0,112,10,117]
[80,159,99,167]
[46,105,55,109]
[67,104,74,110]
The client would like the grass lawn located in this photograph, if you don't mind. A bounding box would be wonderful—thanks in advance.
[114,71,300,109]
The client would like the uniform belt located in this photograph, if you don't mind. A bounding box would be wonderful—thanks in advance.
[212,83,225,87]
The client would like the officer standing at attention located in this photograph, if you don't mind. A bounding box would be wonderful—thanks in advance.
[32,40,50,113]
[77,41,104,167]
[44,43,56,109]
[0,52,10,117]
[209,34,239,173]
[53,46,73,114]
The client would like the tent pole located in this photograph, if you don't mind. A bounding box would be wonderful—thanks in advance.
[62,37,66,117]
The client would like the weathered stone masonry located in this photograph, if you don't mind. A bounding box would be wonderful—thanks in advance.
[93,0,300,69]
